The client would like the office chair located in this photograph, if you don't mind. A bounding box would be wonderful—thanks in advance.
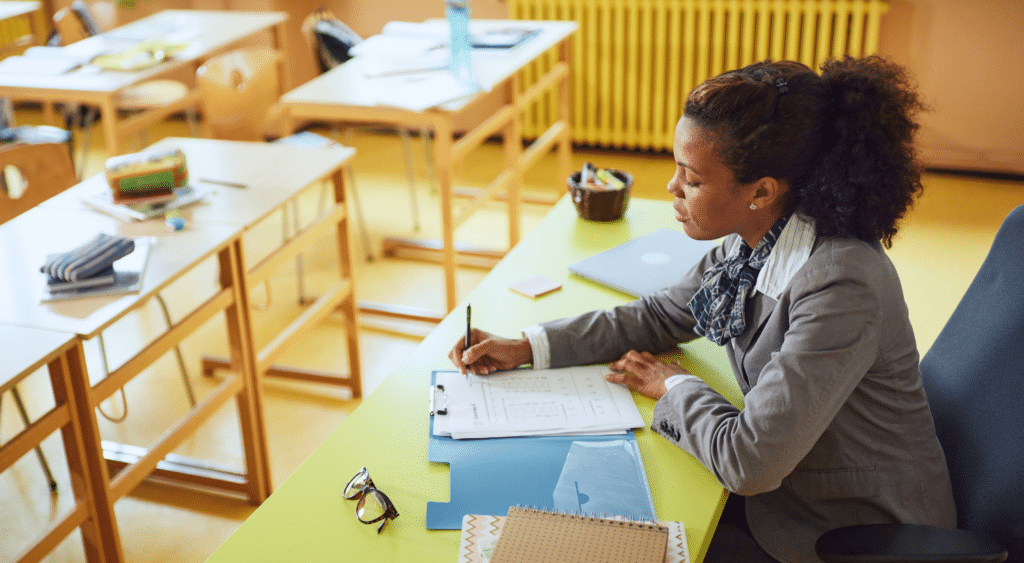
[52,1,197,176]
[195,47,376,307]
[815,204,1024,563]
[300,8,428,236]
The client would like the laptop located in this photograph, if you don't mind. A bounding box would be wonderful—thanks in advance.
[568,228,720,297]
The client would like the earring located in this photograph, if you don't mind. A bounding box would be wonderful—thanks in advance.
[750,203,757,210]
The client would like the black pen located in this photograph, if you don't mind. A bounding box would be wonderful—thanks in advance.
[464,303,471,377]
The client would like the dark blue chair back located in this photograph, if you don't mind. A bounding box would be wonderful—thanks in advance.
[920,204,1024,561]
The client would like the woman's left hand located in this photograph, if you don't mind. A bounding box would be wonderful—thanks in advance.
[605,350,690,400]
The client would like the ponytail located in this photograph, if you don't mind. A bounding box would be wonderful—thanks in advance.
[805,56,926,247]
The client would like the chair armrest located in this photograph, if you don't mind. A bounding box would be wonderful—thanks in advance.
[815,523,1008,563]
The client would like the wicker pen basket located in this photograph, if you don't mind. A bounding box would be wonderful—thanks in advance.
[568,169,632,222]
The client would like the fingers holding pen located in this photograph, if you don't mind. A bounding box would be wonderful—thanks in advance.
[449,329,534,375]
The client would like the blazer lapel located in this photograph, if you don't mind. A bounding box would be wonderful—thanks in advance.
[736,292,778,353]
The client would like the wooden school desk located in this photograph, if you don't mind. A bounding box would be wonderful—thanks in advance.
[280,19,577,321]
[0,204,257,561]
[0,9,288,155]
[41,137,364,396]
[4,138,360,561]
[204,197,742,563]
[1,325,118,563]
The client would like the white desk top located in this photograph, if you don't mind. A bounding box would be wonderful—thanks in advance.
[0,205,241,339]
[0,1,39,21]
[282,19,577,114]
[43,137,356,230]
[0,324,76,393]
[0,9,285,94]
[11,138,356,338]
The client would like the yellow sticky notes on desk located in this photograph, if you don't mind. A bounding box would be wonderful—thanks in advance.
[509,274,562,298]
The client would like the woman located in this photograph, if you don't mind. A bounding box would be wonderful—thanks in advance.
[448,56,956,563]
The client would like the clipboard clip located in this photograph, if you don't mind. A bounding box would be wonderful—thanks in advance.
[429,384,448,416]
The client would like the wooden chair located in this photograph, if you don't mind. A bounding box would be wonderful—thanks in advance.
[52,1,197,175]
[196,47,377,277]
[0,142,77,223]
[195,48,286,142]
[0,142,77,491]
[300,8,426,236]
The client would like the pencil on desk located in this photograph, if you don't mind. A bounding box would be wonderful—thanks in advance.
[198,177,248,189]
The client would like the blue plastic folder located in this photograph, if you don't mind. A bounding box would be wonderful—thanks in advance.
[426,371,656,529]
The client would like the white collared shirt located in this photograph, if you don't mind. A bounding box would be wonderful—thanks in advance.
[525,213,817,384]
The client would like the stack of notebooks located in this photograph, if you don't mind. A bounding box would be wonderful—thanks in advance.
[459,507,689,563]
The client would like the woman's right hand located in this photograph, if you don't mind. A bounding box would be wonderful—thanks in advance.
[449,329,533,375]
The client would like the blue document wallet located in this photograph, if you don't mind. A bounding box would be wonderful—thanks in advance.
[427,371,656,529]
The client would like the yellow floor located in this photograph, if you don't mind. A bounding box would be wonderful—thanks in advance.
[1,112,1021,562]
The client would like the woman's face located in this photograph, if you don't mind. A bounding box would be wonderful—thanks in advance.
[668,116,758,243]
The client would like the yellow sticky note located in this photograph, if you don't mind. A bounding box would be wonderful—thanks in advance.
[509,274,562,298]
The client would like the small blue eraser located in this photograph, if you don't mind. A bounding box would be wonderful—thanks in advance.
[165,216,186,231]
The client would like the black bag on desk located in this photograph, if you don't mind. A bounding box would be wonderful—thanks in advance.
[312,17,362,72]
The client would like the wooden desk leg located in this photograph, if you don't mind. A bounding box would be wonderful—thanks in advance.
[504,72,524,248]
[54,342,124,563]
[433,118,458,313]
[220,240,273,503]
[101,98,121,156]
[332,168,362,398]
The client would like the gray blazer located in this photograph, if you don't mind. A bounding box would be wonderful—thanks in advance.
[539,234,956,563]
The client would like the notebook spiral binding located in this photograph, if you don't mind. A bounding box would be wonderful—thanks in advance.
[513,505,664,529]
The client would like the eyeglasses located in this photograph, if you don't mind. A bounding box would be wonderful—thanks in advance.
[343,467,399,533]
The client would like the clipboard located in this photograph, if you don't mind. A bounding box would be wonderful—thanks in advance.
[426,371,653,530]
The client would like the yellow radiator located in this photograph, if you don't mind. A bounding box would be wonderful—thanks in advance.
[511,0,889,151]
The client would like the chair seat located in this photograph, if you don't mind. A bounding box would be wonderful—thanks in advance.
[115,79,190,110]
[816,524,1009,563]
[0,125,72,145]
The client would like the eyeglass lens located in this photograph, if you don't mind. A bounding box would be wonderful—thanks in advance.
[343,468,371,500]
[344,467,398,533]
[356,489,390,522]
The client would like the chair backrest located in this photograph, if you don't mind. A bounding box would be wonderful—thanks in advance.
[53,1,101,46]
[300,8,362,74]
[920,204,1024,559]
[195,48,283,142]
[0,142,78,224]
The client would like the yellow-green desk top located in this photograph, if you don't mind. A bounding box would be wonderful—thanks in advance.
[205,197,741,563]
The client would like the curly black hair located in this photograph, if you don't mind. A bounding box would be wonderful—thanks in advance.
[684,56,926,248]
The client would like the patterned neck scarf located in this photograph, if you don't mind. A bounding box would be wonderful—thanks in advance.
[688,216,791,345]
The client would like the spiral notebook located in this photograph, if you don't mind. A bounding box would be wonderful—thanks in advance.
[458,506,688,563]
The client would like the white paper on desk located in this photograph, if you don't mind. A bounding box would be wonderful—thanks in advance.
[0,56,81,75]
[360,48,448,77]
[375,72,481,111]
[434,366,644,440]
[82,184,212,221]
[349,33,443,58]
[24,44,108,64]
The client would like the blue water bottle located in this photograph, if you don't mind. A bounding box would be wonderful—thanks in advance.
[446,0,473,86]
